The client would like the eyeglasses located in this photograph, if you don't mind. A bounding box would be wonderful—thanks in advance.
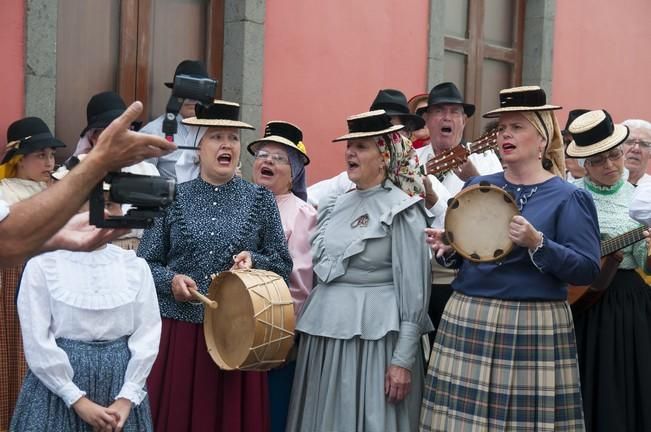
[586,147,624,167]
[254,150,289,165]
[623,139,651,149]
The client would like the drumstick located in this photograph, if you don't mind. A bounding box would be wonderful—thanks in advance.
[189,287,218,309]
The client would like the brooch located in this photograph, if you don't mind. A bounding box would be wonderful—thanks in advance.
[351,213,369,228]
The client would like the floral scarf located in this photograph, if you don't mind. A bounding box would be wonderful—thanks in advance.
[375,132,425,198]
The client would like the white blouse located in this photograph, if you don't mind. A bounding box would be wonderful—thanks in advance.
[18,245,161,407]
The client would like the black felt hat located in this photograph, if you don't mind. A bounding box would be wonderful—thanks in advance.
[370,89,425,131]
[80,91,127,137]
[164,59,209,89]
[3,117,65,164]
[417,82,475,117]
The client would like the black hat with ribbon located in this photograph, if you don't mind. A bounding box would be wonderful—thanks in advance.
[483,86,561,118]
[417,82,475,117]
[182,99,254,130]
[3,117,65,164]
[165,59,209,88]
[80,91,127,137]
[247,121,309,165]
[332,110,403,142]
[370,89,425,131]
[566,110,629,158]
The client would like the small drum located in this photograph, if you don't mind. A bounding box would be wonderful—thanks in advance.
[203,269,295,371]
[444,183,519,262]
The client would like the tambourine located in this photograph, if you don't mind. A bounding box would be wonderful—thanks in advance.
[444,183,519,262]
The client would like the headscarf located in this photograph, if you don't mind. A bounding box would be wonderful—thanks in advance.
[286,147,307,201]
[0,154,23,180]
[521,111,566,178]
[375,132,425,198]
[175,125,208,183]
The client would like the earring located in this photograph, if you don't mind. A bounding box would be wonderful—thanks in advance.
[538,149,543,160]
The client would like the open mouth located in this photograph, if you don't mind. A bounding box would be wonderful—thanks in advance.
[260,166,274,178]
[347,160,359,169]
[440,126,452,135]
[501,143,516,151]
[217,153,232,165]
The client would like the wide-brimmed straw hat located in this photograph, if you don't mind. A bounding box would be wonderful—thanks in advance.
[416,82,475,117]
[483,86,561,118]
[247,121,309,165]
[370,89,425,131]
[164,59,209,89]
[565,110,629,158]
[182,100,254,129]
[562,109,590,134]
[332,110,403,142]
[3,117,66,164]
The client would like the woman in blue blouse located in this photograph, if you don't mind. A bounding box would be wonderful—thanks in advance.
[138,100,292,432]
[420,86,601,431]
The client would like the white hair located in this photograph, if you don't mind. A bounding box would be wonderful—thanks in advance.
[622,119,651,134]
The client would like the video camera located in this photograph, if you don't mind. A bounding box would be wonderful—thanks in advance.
[58,156,176,229]
[162,74,218,138]
[89,172,176,229]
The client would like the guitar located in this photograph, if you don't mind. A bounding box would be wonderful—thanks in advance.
[568,225,649,313]
[424,128,498,177]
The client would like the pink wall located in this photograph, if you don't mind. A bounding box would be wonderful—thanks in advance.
[0,2,25,149]
[261,1,430,184]
[552,0,651,126]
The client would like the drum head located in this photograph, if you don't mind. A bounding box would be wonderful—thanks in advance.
[204,272,255,370]
[444,184,519,262]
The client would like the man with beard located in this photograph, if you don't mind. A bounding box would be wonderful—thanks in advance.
[621,119,651,186]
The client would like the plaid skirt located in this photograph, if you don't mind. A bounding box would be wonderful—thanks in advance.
[0,266,26,432]
[420,292,585,432]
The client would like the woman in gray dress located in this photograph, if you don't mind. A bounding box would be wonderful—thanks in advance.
[286,110,433,432]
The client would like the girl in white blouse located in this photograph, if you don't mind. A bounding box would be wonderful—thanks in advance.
[10,198,161,431]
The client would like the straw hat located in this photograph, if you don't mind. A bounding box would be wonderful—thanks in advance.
[247,121,309,165]
[182,100,254,129]
[483,86,561,118]
[565,110,629,158]
[407,93,428,115]
[332,110,403,142]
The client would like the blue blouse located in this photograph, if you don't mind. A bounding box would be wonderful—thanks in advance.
[138,176,292,323]
[440,173,601,300]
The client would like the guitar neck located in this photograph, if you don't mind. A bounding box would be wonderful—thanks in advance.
[601,225,647,256]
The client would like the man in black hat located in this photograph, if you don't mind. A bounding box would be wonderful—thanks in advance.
[140,59,212,180]
[416,82,502,343]
[0,102,175,266]
[562,109,588,181]
[307,88,427,207]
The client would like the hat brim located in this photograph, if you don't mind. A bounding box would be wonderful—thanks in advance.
[383,111,425,130]
[417,102,476,118]
[332,124,404,142]
[482,104,562,118]
[566,124,629,158]
[80,109,126,136]
[1,136,66,164]
[181,118,255,130]
[247,136,310,165]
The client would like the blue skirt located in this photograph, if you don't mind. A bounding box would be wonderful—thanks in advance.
[11,337,153,432]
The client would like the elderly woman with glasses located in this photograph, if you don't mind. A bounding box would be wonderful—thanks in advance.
[567,110,651,432]
[248,121,317,432]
